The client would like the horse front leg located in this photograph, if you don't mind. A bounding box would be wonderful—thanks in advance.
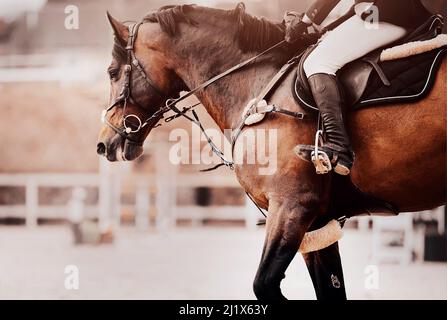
[302,241,347,300]
[253,196,319,301]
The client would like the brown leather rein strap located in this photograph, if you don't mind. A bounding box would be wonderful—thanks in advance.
[162,40,289,114]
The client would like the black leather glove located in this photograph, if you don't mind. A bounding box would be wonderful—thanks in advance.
[284,12,311,43]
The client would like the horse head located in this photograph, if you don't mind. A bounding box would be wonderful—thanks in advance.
[97,3,297,162]
[97,11,186,161]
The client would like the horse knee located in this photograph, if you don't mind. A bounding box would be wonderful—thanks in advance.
[253,274,284,300]
[253,277,266,299]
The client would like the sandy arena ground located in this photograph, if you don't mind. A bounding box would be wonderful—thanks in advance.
[0,225,446,300]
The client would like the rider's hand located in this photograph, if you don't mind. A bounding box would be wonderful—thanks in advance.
[284,13,312,43]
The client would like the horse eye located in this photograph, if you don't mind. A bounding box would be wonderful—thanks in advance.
[108,69,118,80]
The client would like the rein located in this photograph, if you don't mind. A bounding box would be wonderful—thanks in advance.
[102,21,305,167]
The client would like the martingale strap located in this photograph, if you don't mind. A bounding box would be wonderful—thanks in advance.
[168,104,235,169]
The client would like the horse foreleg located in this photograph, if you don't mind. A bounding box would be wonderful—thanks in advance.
[253,198,317,301]
[302,241,347,300]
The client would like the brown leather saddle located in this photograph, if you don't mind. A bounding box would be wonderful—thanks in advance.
[294,15,446,112]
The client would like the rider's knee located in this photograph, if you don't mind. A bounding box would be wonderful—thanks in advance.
[303,53,339,78]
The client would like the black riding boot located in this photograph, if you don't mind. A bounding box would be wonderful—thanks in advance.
[296,73,354,175]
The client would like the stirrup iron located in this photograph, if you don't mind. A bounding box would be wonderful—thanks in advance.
[311,130,332,174]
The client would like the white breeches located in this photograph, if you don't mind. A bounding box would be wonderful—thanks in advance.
[304,14,407,77]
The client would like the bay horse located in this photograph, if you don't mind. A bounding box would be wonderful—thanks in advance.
[97,3,446,300]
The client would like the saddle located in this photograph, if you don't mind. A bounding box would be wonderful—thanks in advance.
[287,15,446,220]
[294,15,447,112]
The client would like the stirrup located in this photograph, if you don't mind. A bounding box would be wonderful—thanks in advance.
[294,131,333,174]
[295,130,353,175]
[311,130,332,174]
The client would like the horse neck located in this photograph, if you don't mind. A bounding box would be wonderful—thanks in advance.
[170,28,287,131]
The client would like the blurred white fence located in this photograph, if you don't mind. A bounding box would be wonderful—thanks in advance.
[0,149,259,230]
[0,173,100,227]
[175,174,259,228]
[372,214,414,265]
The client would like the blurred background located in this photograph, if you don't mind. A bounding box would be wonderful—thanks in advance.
[0,0,446,299]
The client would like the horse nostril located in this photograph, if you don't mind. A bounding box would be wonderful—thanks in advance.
[97,142,106,155]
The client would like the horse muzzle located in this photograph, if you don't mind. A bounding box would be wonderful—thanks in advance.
[97,134,144,162]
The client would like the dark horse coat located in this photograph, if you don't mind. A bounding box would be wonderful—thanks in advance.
[306,0,432,29]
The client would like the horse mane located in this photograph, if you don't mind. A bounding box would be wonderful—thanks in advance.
[142,2,285,52]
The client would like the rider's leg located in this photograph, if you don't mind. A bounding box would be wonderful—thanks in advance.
[307,73,353,175]
[299,14,406,175]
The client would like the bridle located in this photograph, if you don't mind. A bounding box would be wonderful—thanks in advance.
[101,20,303,167]
[101,22,169,145]
[101,21,213,145]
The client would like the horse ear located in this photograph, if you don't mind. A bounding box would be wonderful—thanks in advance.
[235,2,246,13]
[106,11,127,43]
[233,2,246,24]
